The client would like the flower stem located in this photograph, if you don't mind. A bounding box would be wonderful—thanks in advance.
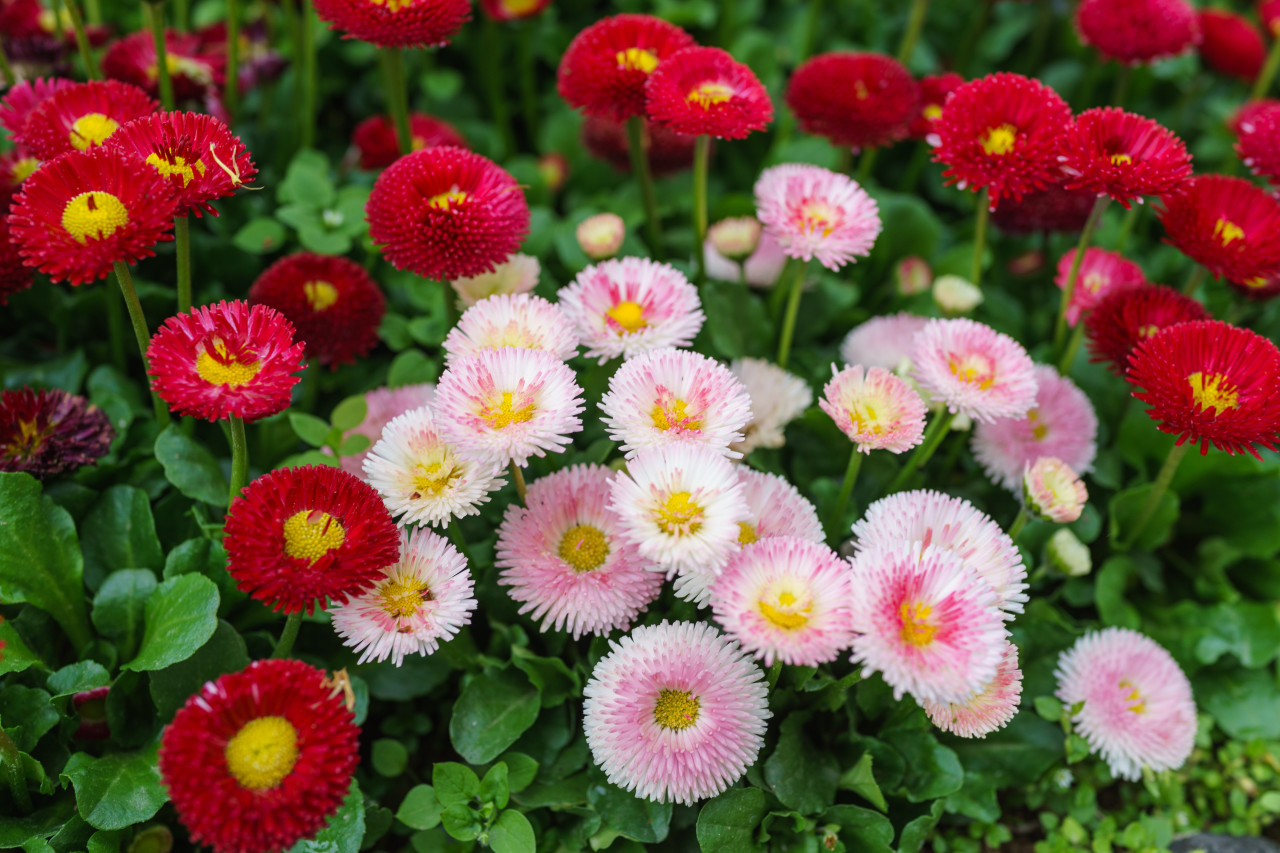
[692,134,711,285]
[106,283,126,371]
[1182,265,1206,297]
[896,0,930,63]
[1007,507,1028,542]
[62,0,100,80]
[481,17,515,159]
[955,0,992,74]
[173,0,188,30]
[1120,442,1189,549]
[827,448,864,543]
[271,611,303,659]
[175,215,192,314]
[626,116,666,259]
[1253,35,1280,101]
[517,22,539,143]
[1109,63,1132,109]
[886,409,955,494]
[798,0,824,62]
[299,0,317,150]
[856,147,878,185]
[1057,322,1086,374]
[1053,196,1109,365]
[509,461,527,504]
[0,43,15,86]
[228,415,248,507]
[969,187,991,288]
[448,519,473,566]
[1113,203,1141,253]
[113,262,170,428]
[379,48,413,155]
[766,660,783,690]
[144,2,175,110]
[225,0,241,121]
[776,260,809,369]
[0,726,33,814]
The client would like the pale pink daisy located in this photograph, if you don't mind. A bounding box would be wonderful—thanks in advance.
[971,365,1099,492]
[1023,457,1088,523]
[922,640,1023,738]
[558,257,705,363]
[443,293,579,363]
[450,253,540,307]
[583,620,771,806]
[434,348,584,467]
[849,541,1008,705]
[819,365,927,455]
[495,465,663,639]
[710,537,855,667]
[334,383,437,478]
[910,318,1038,424]
[736,468,824,547]
[727,358,812,456]
[753,164,882,271]
[840,313,931,372]
[330,527,475,666]
[1055,248,1147,327]
[600,348,752,459]
[1055,628,1197,781]
[704,227,789,289]
[362,405,506,527]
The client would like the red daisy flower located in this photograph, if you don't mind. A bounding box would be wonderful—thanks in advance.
[350,112,467,171]
[223,465,402,613]
[312,0,471,49]
[0,148,42,211]
[366,145,530,281]
[1158,174,1280,284]
[1061,108,1192,209]
[1228,272,1280,300]
[932,72,1072,209]
[1075,0,1200,64]
[1056,247,1149,326]
[1128,320,1280,458]
[1229,98,1280,135]
[105,111,256,217]
[581,114,697,177]
[0,387,113,478]
[480,0,551,20]
[1198,10,1266,81]
[21,80,157,160]
[990,177,1099,234]
[248,253,385,369]
[102,29,225,102]
[557,14,696,123]
[159,659,360,853]
[644,46,772,140]
[1086,284,1209,375]
[0,216,34,304]
[1262,0,1280,37]
[147,300,305,422]
[0,76,71,142]
[909,72,964,140]
[1233,102,1280,187]
[786,52,920,150]
[8,146,178,286]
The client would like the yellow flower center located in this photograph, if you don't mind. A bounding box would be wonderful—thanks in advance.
[899,601,937,647]
[427,189,468,211]
[367,0,414,11]
[652,688,700,730]
[304,280,339,312]
[606,300,647,334]
[1243,276,1271,290]
[1214,217,1245,246]
[224,716,299,792]
[980,123,1017,156]
[651,396,702,432]
[195,338,262,387]
[69,113,119,150]
[1138,323,1161,339]
[737,522,758,546]
[923,103,943,121]
[853,79,870,100]
[796,200,838,237]
[1110,153,1133,166]
[378,573,431,619]
[282,510,346,563]
[1028,408,1049,441]
[501,0,542,13]
[145,151,207,186]
[410,452,461,498]
[12,157,40,183]
[557,523,610,572]
[616,47,659,73]
[1187,371,1239,414]
[1082,272,1105,295]
[1119,679,1146,714]
[655,490,702,536]
[848,399,885,436]
[687,81,734,109]
[947,352,996,389]
[61,191,129,243]
[758,587,811,631]
[479,390,536,429]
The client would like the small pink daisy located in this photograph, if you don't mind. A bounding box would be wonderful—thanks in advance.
[1023,456,1089,524]
[819,365,927,455]
[583,620,771,806]
[727,359,812,456]
[496,464,663,639]
[922,640,1023,739]
[910,318,1038,424]
[736,468,824,547]
[443,293,578,363]
[333,383,436,478]
[754,164,882,271]
[840,313,931,372]
[1055,248,1148,327]
[704,227,788,289]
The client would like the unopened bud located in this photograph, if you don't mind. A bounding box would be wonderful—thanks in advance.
[707,217,762,261]
[933,274,983,315]
[1045,528,1091,577]
[896,256,932,295]
[537,152,568,193]
[1023,456,1087,523]
[577,213,625,260]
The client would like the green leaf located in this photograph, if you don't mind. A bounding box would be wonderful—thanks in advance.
[47,660,109,698]
[148,620,249,720]
[396,785,443,831]
[696,788,766,853]
[124,574,219,672]
[432,762,480,808]
[0,618,43,675]
[81,486,164,588]
[1065,733,1091,764]
[154,426,229,506]
[896,800,945,853]
[588,778,672,843]
[288,412,332,447]
[821,805,894,853]
[700,280,773,359]
[440,803,481,842]
[836,752,888,812]
[487,809,535,853]
[480,762,510,809]
[61,747,166,831]
[510,647,580,708]
[337,434,371,457]
[1034,696,1063,722]
[1194,601,1280,669]
[91,569,157,662]
[278,149,335,207]
[387,349,439,387]
[287,782,364,853]
[1109,484,1179,551]
[232,218,288,254]
[763,713,839,814]
[888,727,964,802]
[372,739,408,778]
[1095,556,1142,629]
[0,800,76,848]
[449,669,541,765]
[1198,666,1280,739]
[500,753,538,794]
[0,685,59,751]
[330,395,369,432]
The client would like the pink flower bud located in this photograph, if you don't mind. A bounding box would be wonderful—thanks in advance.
[1022,456,1088,523]
[895,256,932,295]
[577,213,626,260]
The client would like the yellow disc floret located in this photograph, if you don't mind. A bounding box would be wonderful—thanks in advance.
[282,510,347,563]
[616,47,659,73]
[224,716,299,792]
[686,81,734,109]
[655,490,703,536]
[758,586,811,631]
[69,113,120,150]
[1187,371,1239,415]
[1214,217,1245,247]
[378,572,431,619]
[195,338,262,387]
[899,601,937,646]
[980,123,1018,156]
[145,151,207,186]
[61,191,129,243]
[479,390,536,429]
[303,280,339,312]
[652,688,700,730]
[607,300,647,334]
[558,524,610,572]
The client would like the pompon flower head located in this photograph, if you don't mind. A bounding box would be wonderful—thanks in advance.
[852,489,1028,617]
[1158,175,1280,285]
[1198,9,1266,81]
[644,46,772,140]
[922,640,1023,739]
[1055,628,1197,781]
[972,365,1099,492]
[20,80,157,160]
[600,348,752,459]
[433,347,584,466]
[1127,320,1280,458]
[496,464,663,639]
[786,52,920,150]
[1233,102,1280,188]
[1055,247,1148,327]
[451,253,539,307]
[558,257,704,363]
[443,293,578,363]
[736,468,824,547]
[1023,457,1088,523]
[583,620,770,806]
[704,226,788,289]
[223,465,402,614]
[1263,0,1280,37]
[367,146,530,281]
[990,177,1098,234]
[102,29,224,102]
[848,541,1008,705]
[335,383,436,478]
[840,313,930,372]
[158,659,360,853]
[820,365,927,455]
[1085,284,1209,375]
[9,146,179,286]
[1074,0,1200,64]
[581,114,698,177]
[351,112,467,171]
[361,405,505,527]
[1061,108,1192,209]
[753,164,881,271]
[480,0,552,21]
[147,301,306,422]
[727,358,812,456]
[312,0,470,48]
[908,72,965,140]
[0,76,70,142]
[0,388,113,478]
[557,14,696,123]
[330,527,475,665]
[910,318,1038,424]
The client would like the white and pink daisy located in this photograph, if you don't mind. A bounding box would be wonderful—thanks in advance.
[736,468,824,546]
[600,348,752,459]
[753,164,882,271]
[495,465,663,639]
[443,293,579,363]
[910,318,1038,424]
[583,620,771,806]
[450,252,540,307]
[710,537,855,667]
[819,365,928,455]
[1055,628,1197,781]
[1056,248,1147,327]
[840,313,931,373]
[434,348,584,467]
[727,358,812,456]
[558,257,705,363]
[922,640,1023,738]
[334,383,436,478]
[330,528,476,666]
[1023,457,1088,524]
[704,224,789,289]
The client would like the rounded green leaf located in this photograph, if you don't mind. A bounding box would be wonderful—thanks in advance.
[696,788,766,853]
[395,785,442,831]
[449,669,541,765]
[154,426,229,507]
[487,809,535,853]
[91,569,157,662]
[61,747,166,831]
[123,574,219,672]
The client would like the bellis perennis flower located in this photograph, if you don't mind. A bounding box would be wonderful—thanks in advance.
[313,0,470,48]
[1061,108,1192,209]
[911,318,1038,424]
[1074,0,1201,64]
[819,364,927,455]
[754,164,881,271]
[1022,456,1089,523]
[786,51,920,150]
[644,46,772,140]
[557,14,695,123]
[0,388,113,479]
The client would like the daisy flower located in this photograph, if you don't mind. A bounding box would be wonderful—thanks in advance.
[1085,285,1209,376]
[910,318,1038,424]
[644,46,773,140]
[557,14,696,122]
[786,52,920,150]
[908,72,965,140]
[20,80,157,159]
[0,77,71,142]
[820,365,927,455]
[1234,102,1280,188]
[736,468,824,547]
[480,0,552,21]
[443,293,578,363]
[335,383,437,478]
[581,114,698,177]
[1075,0,1201,64]
[1055,247,1148,327]
[922,640,1023,739]
[933,275,983,316]
[583,621,770,805]
[577,212,626,260]
[1198,9,1266,81]
[0,388,113,478]
[102,29,224,102]
[313,0,471,48]
[1061,108,1192,209]
[727,358,812,456]
[840,313,930,372]
[1158,174,1280,285]
[450,252,539,307]
[1023,457,1089,524]
[753,163,882,271]
[351,112,467,171]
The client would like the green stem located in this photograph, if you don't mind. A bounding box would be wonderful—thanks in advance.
[144,2,175,110]
[1113,203,1141,253]
[955,0,992,74]
[1110,63,1132,109]
[225,0,241,121]
[1053,196,1109,362]
[379,48,413,155]
[766,660,783,690]
[899,143,930,194]
[1182,265,1206,297]
[63,0,100,79]
[175,215,192,314]
[896,0,929,64]
[448,519,473,566]
[0,43,14,86]
[886,409,955,494]
[827,448,864,543]
[776,260,809,369]
[692,135,711,285]
[106,282,126,371]
[626,116,666,259]
[0,725,33,814]
[1120,442,1189,550]
[798,0,824,63]
[716,0,734,46]
[272,611,303,659]
[481,17,514,158]
[1022,0,1052,74]
[228,415,248,507]
[173,0,188,30]
[1007,507,1028,543]
[114,262,170,427]
[299,0,317,150]
[509,461,527,504]
[856,147,878,185]
[1057,322,1086,374]
[517,22,539,144]
[970,187,990,289]
[1252,35,1280,101]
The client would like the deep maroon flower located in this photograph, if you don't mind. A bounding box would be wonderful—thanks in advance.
[1075,0,1201,64]
[1198,9,1266,81]
[20,80,157,160]
[351,112,467,170]
[102,30,225,102]
[1233,101,1280,188]
[990,177,1098,234]
[581,114,698,177]
[313,0,471,48]
[0,387,113,478]
[909,72,964,140]
[1158,174,1280,285]
[557,14,695,122]
[1061,108,1192,209]
[644,46,772,140]
[1086,284,1210,375]
[786,52,920,150]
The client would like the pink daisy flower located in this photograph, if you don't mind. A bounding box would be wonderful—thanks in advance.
[727,359,812,456]
[600,348,753,459]
[333,383,436,478]
[736,468,824,547]
[558,257,705,363]
[819,365,927,455]
[443,293,578,363]
[583,620,770,806]
[1055,628,1197,781]
[710,537,855,667]
[840,313,931,372]
[754,164,882,271]
[704,226,788,289]
[450,253,540,308]
[496,464,663,639]
[1023,456,1089,524]
[1055,248,1148,327]
[910,318,1038,424]
[922,640,1023,738]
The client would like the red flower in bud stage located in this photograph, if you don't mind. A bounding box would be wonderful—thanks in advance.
[932,72,1072,210]
[1158,174,1280,285]
[1061,108,1192,209]
[1086,285,1210,375]
[479,0,551,20]
[909,72,964,140]
[366,146,530,281]
[1128,320,1280,458]
[72,686,110,740]
[350,112,467,170]
[20,80,157,160]
[0,148,42,212]
[645,46,772,140]
[1198,10,1266,81]
[0,216,34,304]
[0,76,71,142]
[1262,0,1280,37]
[581,114,698,177]
[102,29,225,102]
[557,14,695,123]
[0,387,113,478]
[313,0,471,49]
[786,52,920,149]
[1233,102,1280,188]
[1075,0,1200,64]
[990,177,1100,234]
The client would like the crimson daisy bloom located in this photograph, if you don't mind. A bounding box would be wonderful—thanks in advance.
[990,177,1100,234]
[0,76,71,143]
[0,217,34,305]
[786,52,920,150]
[102,29,225,102]
[367,146,530,281]
[932,72,1073,209]
[1233,102,1280,187]
[908,72,964,140]
[644,46,772,140]
[1263,0,1280,37]
[8,146,178,286]
[1086,285,1209,375]
[557,14,696,123]
[0,148,42,211]
[581,114,698,177]
[248,252,385,369]
[158,659,360,853]
[1158,174,1280,284]
[351,112,467,170]
[147,300,306,422]
[1198,9,1266,81]
[1127,320,1280,458]
[1061,108,1192,209]
[0,387,113,478]
[1075,0,1200,64]
[480,0,551,20]
[223,465,402,613]
[313,0,471,48]
[21,80,157,160]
